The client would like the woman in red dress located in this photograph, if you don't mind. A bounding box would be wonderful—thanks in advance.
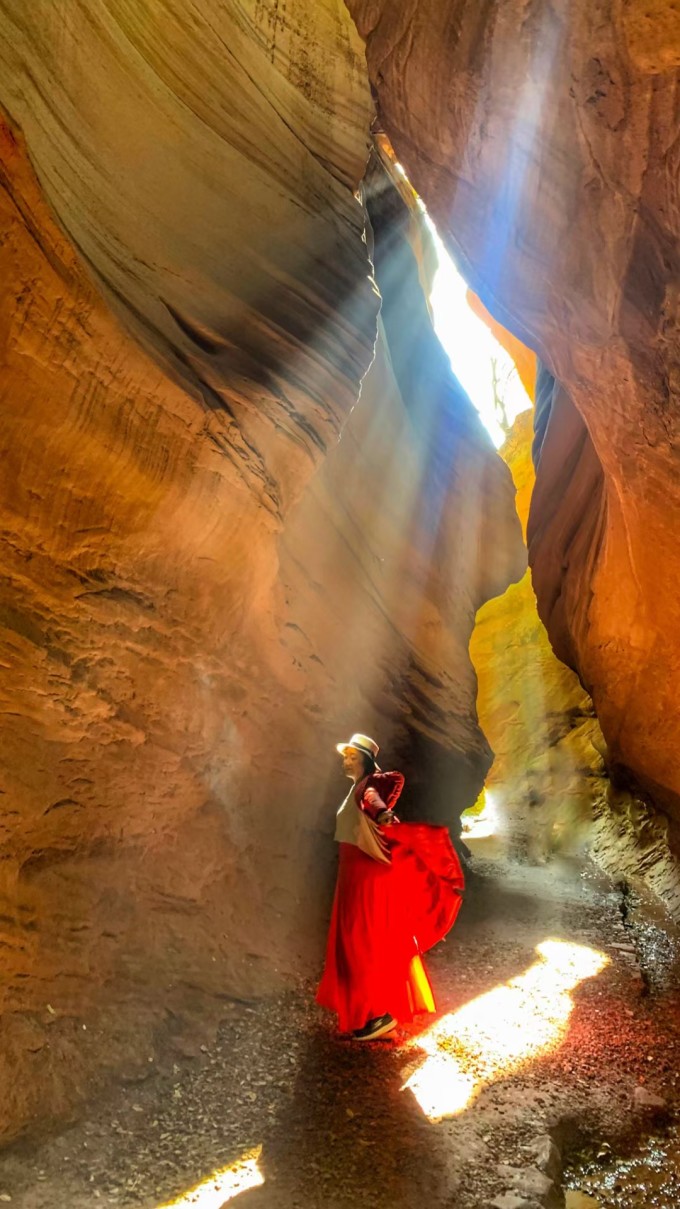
[316,733,465,1041]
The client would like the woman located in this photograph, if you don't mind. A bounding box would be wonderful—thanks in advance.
[316,733,465,1041]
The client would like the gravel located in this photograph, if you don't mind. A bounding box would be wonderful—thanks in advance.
[0,856,678,1209]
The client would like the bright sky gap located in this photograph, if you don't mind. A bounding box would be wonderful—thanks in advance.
[425,214,531,448]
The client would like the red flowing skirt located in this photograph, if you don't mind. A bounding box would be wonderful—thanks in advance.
[316,823,464,1033]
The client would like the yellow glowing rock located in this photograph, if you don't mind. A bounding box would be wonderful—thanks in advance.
[468,325,605,858]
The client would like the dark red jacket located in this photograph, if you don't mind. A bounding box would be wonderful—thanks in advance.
[354,771,405,819]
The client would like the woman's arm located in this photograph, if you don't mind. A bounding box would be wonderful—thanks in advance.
[361,785,396,825]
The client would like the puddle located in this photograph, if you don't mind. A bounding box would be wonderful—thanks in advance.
[566,1127,680,1207]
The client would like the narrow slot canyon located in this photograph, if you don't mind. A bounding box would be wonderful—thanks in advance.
[1,3,680,1208]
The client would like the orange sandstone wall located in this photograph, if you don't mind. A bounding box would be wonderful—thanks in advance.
[0,101,523,1138]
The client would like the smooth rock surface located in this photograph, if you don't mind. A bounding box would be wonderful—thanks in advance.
[0,110,522,1138]
[471,407,606,863]
[633,1085,667,1112]
[280,157,524,830]
[489,1196,543,1209]
[0,0,379,503]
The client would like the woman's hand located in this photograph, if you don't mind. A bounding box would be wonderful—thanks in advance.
[376,809,395,826]
[363,786,398,825]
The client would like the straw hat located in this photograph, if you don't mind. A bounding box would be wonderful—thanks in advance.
[336,733,381,771]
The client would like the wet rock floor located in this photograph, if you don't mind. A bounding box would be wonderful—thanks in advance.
[1,854,680,1208]
[565,1125,680,1207]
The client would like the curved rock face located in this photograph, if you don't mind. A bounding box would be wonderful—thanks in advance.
[0,116,292,1135]
[0,0,379,1134]
[0,0,378,510]
[349,0,680,821]
[529,369,607,677]
[528,364,680,830]
[0,73,522,1142]
[473,375,680,916]
[319,150,526,821]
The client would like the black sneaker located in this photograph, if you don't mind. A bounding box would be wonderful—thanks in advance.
[352,1014,397,1041]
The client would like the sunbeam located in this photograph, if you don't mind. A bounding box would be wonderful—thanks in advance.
[403,940,609,1121]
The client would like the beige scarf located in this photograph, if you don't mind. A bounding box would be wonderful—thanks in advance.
[356,805,391,865]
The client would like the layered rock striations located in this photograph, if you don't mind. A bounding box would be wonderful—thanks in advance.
[0,0,379,511]
[3,0,680,1140]
[0,7,523,1136]
[466,305,605,860]
[348,0,680,824]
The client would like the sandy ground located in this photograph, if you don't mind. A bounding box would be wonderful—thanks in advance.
[1,847,679,1209]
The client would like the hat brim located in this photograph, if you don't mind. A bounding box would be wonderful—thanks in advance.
[336,742,381,771]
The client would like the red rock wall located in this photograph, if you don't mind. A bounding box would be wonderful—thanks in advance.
[471,404,606,859]
[0,115,288,1135]
[0,92,522,1142]
[472,385,680,916]
[0,0,383,1134]
[348,0,680,822]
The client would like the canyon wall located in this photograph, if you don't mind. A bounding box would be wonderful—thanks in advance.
[467,303,606,862]
[348,0,680,825]
[0,2,523,1136]
[471,406,606,864]
[471,308,680,914]
[0,0,379,490]
[0,0,379,1133]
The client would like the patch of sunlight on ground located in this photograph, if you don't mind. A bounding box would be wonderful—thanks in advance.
[426,218,531,448]
[156,1148,264,1208]
[403,940,609,1121]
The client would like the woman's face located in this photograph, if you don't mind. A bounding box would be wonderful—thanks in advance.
[342,748,367,782]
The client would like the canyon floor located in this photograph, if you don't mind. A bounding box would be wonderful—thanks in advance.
[1,833,679,1209]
